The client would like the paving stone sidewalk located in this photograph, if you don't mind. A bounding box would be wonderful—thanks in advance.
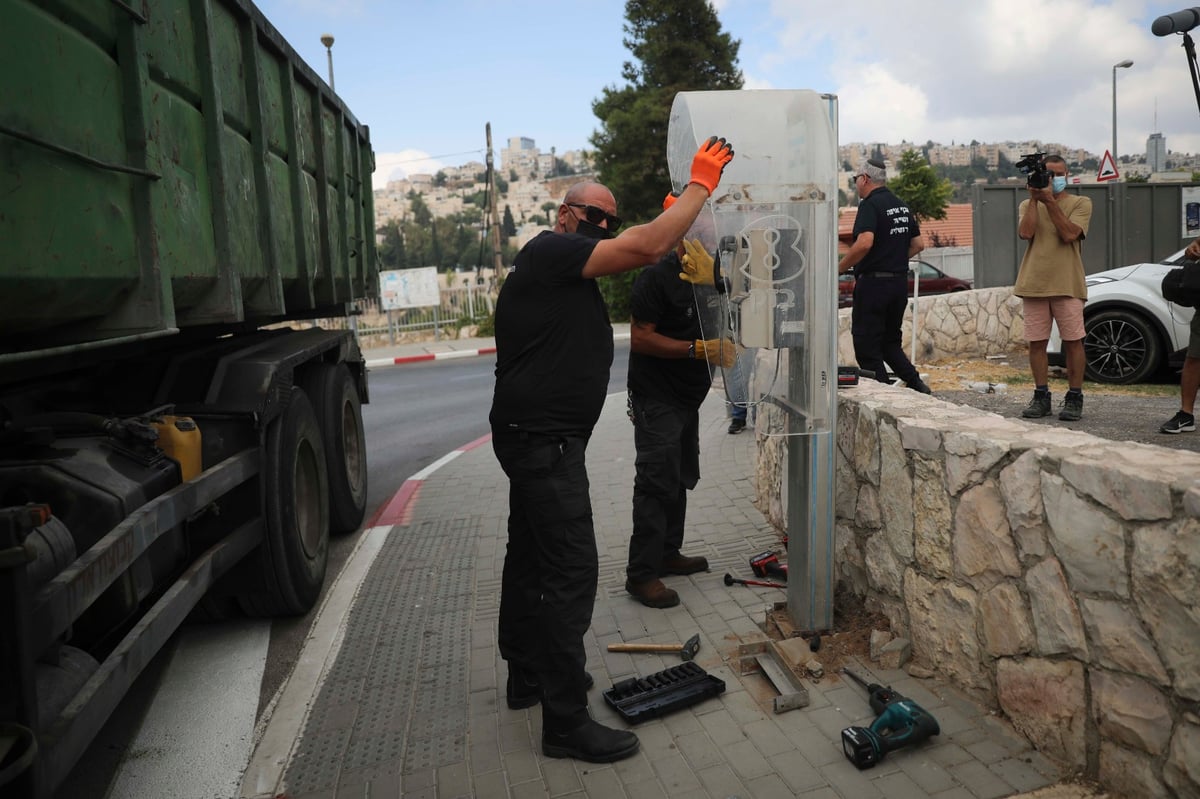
[279,390,1065,799]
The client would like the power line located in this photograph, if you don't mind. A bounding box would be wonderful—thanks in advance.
[388,149,486,164]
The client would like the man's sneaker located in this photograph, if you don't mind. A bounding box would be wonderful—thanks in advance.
[727,417,747,434]
[1160,410,1196,434]
[625,577,680,608]
[543,719,640,763]
[659,553,709,576]
[1021,392,1052,418]
[506,667,594,709]
[907,378,933,395]
[1058,393,1083,422]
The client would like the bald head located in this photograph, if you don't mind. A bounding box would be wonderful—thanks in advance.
[557,182,619,235]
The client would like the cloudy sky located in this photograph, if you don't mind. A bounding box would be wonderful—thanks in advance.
[255,0,1199,188]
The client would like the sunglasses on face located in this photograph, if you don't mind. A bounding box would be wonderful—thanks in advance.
[565,202,622,230]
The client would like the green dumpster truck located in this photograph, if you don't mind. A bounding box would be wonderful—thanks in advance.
[0,1,377,795]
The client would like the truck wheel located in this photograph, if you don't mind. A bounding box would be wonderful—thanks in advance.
[299,362,368,534]
[239,388,329,617]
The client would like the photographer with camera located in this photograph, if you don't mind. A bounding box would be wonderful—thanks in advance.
[1013,154,1092,422]
[1160,239,1200,434]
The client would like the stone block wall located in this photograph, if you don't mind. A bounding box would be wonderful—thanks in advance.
[752,289,1200,798]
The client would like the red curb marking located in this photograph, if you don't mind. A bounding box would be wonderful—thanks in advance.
[364,435,492,528]
[367,480,422,527]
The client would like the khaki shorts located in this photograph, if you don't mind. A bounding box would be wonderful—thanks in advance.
[1023,297,1086,341]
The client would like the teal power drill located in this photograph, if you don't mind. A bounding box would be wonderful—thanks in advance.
[840,668,940,769]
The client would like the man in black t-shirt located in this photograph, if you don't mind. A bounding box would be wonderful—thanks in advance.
[489,137,734,764]
[624,211,734,609]
[837,158,931,394]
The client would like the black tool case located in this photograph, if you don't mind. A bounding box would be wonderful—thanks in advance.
[602,661,726,723]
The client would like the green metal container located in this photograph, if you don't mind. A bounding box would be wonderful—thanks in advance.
[0,0,378,356]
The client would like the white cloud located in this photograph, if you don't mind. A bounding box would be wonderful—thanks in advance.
[371,151,446,192]
[742,0,1200,157]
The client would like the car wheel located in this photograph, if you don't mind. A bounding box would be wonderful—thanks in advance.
[1082,309,1163,384]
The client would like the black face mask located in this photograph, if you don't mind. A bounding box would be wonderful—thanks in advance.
[574,219,614,240]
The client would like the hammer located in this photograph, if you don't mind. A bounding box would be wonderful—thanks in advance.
[608,633,701,661]
[724,572,785,590]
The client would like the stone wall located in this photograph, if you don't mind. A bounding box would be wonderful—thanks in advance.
[754,290,1200,799]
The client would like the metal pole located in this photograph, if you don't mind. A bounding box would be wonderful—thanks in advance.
[910,262,921,367]
[321,34,335,91]
[1112,59,1133,171]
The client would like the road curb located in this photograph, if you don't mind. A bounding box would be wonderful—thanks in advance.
[365,347,497,368]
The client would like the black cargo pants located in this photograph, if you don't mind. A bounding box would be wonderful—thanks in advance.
[851,272,921,386]
[492,430,596,733]
[626,392,700,584]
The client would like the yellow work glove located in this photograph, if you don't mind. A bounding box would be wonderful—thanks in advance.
[693,338,737,369]
[679,239,715,286]
[688,136,734,195]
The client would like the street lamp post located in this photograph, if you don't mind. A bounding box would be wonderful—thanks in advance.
[1112,59,1133,171]
[320,33,335,91]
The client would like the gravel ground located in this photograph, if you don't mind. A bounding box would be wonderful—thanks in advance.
[913,351,1200,455]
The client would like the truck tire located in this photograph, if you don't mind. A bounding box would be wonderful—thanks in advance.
[239,388,329,617]
[299,362,368,535]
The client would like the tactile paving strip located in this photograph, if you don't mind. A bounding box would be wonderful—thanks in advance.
[282,516,482,794]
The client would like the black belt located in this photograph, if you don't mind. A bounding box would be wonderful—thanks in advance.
[857,271,902,278]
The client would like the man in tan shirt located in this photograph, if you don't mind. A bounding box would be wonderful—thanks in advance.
[1013,155,1093,421]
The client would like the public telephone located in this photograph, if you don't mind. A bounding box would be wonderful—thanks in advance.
[725,227,807,350]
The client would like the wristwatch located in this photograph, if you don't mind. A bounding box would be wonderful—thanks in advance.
[687,341,696,359]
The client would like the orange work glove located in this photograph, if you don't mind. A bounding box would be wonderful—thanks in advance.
[693,338,737,369]
[662,191,680,211]
[679,239,715,286]
[688,136,734,195]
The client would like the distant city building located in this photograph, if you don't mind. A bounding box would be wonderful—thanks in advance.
[1147,133,1168,173]
[502,137,539,177]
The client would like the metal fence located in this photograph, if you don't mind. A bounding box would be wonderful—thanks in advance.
[971,181,1199,288]
[315,283,499,345]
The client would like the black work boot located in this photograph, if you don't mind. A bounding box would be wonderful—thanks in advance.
[543,719,640,763]
[1021,390,1052,418]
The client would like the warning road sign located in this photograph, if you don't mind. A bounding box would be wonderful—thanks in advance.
[1097,150,1119,182]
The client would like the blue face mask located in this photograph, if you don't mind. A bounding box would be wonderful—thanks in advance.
[1051,175,1068,193]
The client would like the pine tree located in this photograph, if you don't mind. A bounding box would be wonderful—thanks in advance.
[891,149,953,221]
[589,0,742,316]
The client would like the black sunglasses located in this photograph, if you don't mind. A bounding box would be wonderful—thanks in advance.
[565,202,622,230]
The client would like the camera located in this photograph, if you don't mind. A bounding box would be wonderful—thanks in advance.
[1015,152,1050,189]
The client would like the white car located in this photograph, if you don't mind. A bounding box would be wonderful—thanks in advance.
[1048,248,1196,384]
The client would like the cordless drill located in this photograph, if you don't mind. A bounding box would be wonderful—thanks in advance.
[749,550,787,580]
[840,668,940,769]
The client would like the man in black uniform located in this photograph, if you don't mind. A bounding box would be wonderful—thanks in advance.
[837,158,931,394]
[625,204,734,609]
[489,137,734,764]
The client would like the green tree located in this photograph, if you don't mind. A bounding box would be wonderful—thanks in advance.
[1126,173,1149,183]
[502,205,517,238]
[377,220,404,269]
[890,149,953,221]
[410,194,433,227]
[589,0,743,318]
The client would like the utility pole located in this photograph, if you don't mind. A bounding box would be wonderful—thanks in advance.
[486,123,504,282]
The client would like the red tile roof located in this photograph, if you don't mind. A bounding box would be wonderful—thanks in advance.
[838,203,973,252]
